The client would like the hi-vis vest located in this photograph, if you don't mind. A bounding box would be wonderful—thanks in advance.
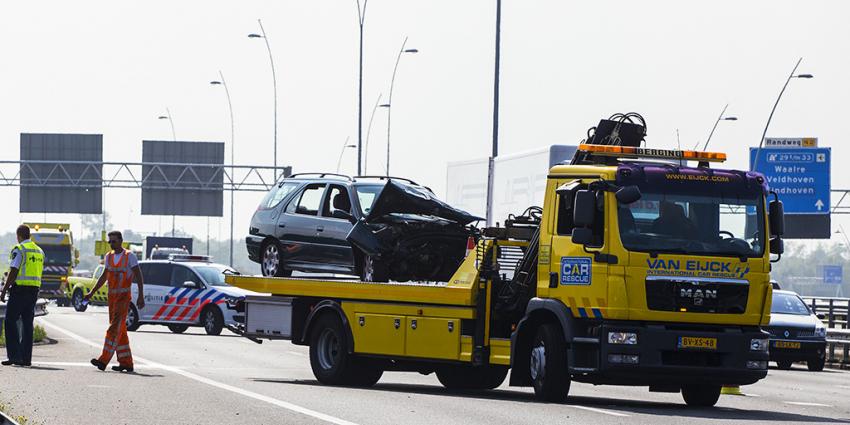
[12,241,44,288]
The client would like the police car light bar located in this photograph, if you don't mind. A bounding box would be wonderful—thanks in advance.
[577,144,727,163]
[169,254,212,262]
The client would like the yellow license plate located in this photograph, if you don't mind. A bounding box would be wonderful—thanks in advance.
[678,336,717,350]
[774,341,801,349]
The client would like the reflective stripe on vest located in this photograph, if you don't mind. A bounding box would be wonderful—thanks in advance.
[14,241,44,287]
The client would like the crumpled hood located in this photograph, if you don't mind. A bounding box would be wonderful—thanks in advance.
[365,180,482,225]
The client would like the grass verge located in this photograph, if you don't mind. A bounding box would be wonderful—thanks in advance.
[0,324,47,346]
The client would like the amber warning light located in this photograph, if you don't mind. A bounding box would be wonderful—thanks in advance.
[577,144,727,163]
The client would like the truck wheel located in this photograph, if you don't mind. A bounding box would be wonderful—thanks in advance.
[436,365,509,390]
[681,385,721,407]
[360,255,389,282]
[808,353,826,372]
[202,307,224,336]
[530,323,570,402]
[309,313,372,386]
[72,290,88,312]
[261,240,292,277]
[168,324,189,334]
[776,360,793,370]
[126,304,141,332]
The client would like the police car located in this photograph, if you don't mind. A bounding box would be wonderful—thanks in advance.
[127,255,255,335]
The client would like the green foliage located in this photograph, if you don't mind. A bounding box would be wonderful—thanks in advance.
[0,324,47,345]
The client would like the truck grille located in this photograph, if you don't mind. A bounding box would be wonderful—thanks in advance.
[646,278,748,314]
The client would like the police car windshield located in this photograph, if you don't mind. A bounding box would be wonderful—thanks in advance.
[194,265,236,287]
[618,192,765,258]
[41,245,72,266]
[771,293,811,315]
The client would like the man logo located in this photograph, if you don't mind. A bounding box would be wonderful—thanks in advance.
[679,288,717,306]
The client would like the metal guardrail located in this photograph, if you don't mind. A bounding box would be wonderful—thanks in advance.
[802,296,849,329]
[826,329,850,368]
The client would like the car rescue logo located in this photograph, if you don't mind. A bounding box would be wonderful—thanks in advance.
[646,259,750,279]
[560,257,592,285]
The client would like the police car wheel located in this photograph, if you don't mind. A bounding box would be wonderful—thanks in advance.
[777,360,793,370]
[168,324,189,334]
[72,290,87,312]
[203,307,224,336]
[126,304,141,332]
[681,385,721,407]
[530,323,570,402]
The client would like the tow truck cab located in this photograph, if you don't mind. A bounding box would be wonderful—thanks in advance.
[25,223,79,304]
[514,146,780,395]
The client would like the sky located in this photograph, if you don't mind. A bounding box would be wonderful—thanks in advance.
[0,0,848,256]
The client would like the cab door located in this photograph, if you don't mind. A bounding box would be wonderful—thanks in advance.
[137,263,174,321]
[544,178,610,320]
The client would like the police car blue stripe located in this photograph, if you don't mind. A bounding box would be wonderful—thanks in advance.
[186,288,207,303]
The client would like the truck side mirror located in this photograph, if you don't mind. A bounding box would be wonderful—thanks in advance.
[769,200,785,237]
[572,228,594,246]
[615,185,641,205]
[573,190,597,227]
[769,237,784,256]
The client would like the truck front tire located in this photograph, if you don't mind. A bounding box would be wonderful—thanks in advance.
[309,313,382,387]
[681,385,721,407]
[530,323,571,402]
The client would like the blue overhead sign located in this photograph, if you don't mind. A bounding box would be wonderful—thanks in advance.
[750,147,830,214]
[823,265,843,285]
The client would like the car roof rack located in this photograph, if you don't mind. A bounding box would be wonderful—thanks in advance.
[354,175,420,186]
[288,173,353,181]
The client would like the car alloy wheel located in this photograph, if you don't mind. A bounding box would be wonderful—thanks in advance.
[263,243,280,277]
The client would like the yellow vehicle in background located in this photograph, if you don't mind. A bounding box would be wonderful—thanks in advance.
[25,223,79,306]
[67,265,107,312]
[227,114,785,407]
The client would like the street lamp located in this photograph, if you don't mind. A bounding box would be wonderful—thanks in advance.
[701,104,738,151]
[354,0,370,175]
[248,19,279,182]
[751,57,813,171]
[157,108,178,236]
[382,37,418,176]
[336,138,356,173]
[158,108,177,142]
[363,93,383,174]
[210,72,236,267]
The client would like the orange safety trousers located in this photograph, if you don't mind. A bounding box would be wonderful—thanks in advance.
[97,251,134,367]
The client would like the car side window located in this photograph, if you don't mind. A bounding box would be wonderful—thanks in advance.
[143,263,173,286]
[171,265,202,288]
[264,182,299,209]
[285,183,325,216]
[322,185,352,217]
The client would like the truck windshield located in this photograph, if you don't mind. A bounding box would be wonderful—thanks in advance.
[41,245,72,266]
[618,192,765,258]
[195,265,237,287]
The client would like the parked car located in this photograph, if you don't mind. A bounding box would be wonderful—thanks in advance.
[246,174,480,282]
[765,290,827,371]
[127,255,254,335]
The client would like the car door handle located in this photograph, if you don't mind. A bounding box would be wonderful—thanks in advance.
[278,224,286,228]
[316,226,324,232]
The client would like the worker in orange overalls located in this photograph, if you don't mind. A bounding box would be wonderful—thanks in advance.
[84,230,145,372]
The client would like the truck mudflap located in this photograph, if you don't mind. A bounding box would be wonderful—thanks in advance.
[573,321,769,387]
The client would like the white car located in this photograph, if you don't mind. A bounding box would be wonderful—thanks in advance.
[127,255,254,335]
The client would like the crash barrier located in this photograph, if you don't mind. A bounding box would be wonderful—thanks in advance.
[802,297,849,329]
[826,329,850,368]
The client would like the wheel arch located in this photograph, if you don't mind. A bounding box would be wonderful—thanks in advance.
[509,297,575,386]
[299,300,355,354]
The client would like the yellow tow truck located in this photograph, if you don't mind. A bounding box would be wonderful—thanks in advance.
[226,115,784,406]
[25,223,79,306]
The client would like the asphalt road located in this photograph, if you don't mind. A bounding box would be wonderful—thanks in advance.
[1,306,849,424]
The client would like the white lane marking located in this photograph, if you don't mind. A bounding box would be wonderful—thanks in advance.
[37,318,360,425]
[838,385,850,390]
[87,385,112,389]
[785,401,833,407]
[569,405,630,417]
[32,361,158,369]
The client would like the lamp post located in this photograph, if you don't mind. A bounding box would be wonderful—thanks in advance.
[751,57,813,171]
[248,19,279,182]
[485,0,502,226]
[354,0,370,175]
[363,93,382,174]
[336,137,356,173]
[210,71,235,267]
[381,37,418,176]
[157,108,177,142]
[701,104,738,150]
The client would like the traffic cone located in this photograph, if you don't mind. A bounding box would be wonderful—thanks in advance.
[721,385,744,396]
